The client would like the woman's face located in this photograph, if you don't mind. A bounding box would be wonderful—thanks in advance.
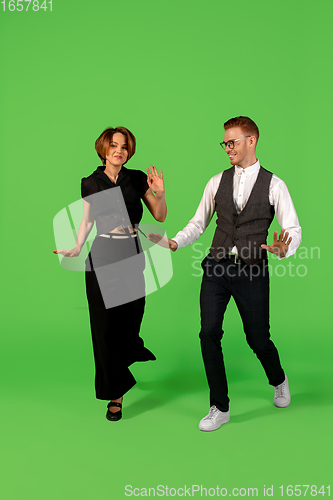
[105,132,128,168]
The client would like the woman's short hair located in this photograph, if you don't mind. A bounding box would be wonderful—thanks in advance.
[95,126,136,165]
[224,116,259,142]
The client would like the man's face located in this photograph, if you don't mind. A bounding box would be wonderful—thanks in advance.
[223,126,252,167]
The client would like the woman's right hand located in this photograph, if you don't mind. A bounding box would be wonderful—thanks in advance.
[53,200,93,259]
[53,247,81,257]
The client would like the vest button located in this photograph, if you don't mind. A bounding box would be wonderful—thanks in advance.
[234,237,238,241]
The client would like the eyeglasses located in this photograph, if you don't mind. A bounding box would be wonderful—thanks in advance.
[220,136,251,150]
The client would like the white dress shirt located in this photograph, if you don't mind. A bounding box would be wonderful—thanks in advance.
[173,160,302,259]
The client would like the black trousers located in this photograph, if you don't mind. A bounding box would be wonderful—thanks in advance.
[85,236,155,401]
[199,254,285,412]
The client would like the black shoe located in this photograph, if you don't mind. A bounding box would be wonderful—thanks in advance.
[106,401,122,421]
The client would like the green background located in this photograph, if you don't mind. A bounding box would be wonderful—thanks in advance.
[1,0,332,498]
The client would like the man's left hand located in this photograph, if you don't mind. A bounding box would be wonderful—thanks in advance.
[261,229,292,258]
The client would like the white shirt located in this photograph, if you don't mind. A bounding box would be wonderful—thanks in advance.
[173,160,302,259]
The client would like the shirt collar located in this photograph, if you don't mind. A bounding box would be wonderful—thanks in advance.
[95,165,128,186]
[235,159,260,177]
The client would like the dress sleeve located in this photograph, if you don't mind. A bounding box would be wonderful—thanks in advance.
[81,178,89,198]
[136,170,149,198]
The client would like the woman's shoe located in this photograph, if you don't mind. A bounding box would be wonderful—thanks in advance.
[106,400,122,421]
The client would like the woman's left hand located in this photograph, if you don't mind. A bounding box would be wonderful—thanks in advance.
[147,165,164,195]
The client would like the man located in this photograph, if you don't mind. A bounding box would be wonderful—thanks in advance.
[149,116,301,431]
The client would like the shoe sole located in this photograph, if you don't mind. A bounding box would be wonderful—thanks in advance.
[274,400,291,408]
[199,418,230,431]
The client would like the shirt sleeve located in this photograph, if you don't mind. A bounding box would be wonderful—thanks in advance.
[135,170,149,198]
[173,173,221,250]
[270,176,302,259]
[81,178,89,198]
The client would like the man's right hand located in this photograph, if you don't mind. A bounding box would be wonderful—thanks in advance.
[148,233,178,252]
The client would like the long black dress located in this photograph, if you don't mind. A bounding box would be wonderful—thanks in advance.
[81,166,155,400]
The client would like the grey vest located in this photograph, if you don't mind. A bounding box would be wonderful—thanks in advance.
[210,166,275,265]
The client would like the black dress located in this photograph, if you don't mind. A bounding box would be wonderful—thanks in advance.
[81,166,156,400]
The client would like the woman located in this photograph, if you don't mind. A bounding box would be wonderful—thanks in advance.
[54,126,166,421]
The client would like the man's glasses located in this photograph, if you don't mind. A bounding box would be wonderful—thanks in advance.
[220,136,251,150]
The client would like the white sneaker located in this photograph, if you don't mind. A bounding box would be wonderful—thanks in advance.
[198,405,230,431]
[274,375,291,408]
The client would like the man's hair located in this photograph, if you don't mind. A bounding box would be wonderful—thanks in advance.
[95,126,136,166]
[224,116,259,142]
